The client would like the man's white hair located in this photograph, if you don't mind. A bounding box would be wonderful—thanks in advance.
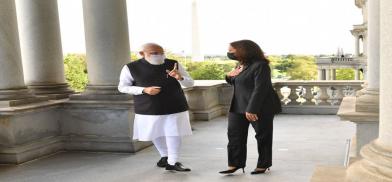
[140,43,163,52]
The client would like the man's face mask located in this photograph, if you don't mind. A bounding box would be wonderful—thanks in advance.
[146,54,165,65]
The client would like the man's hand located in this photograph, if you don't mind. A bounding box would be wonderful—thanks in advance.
[143,86,161,95]
[245,112,259,122]
[166,63,183,80]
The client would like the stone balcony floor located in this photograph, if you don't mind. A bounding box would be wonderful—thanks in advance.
[0,115,355,182]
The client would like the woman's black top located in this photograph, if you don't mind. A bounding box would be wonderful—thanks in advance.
[225,60,282,115]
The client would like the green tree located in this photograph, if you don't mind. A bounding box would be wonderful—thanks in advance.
[188,62,225,80]
[165,52,236,80]
[268,55,317,80]
[274,57,294,72]
[64,54,88,91]
[286,56,317,80]
[63,52,322,84]
[336,69,355,80]
[268,55,287,79]
[130,52,138,61]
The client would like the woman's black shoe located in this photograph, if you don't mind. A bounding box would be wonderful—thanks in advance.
[250,168,270,175]
[157,157,168,168]
[219,167,245,174]
[165,162,191,172]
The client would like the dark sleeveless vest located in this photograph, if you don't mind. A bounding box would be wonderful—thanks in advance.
[127,58,189,115]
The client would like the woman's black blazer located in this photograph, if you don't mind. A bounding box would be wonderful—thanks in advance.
[225,60,282,115]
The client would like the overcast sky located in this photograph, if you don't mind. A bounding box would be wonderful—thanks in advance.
[58,0,363,56]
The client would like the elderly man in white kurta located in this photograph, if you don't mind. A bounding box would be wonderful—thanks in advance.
[118,43,194,172]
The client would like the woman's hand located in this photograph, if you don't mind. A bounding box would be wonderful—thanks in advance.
[227,66,243,77]
[245,112,259,122]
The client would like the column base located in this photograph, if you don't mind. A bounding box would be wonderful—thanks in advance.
[27,83,74,99]
[311,165,347,182]
[0,95,151,164]
[0,100,65,164]
[60,98,151,154]
[69,85,132,101]
[345,140,392,181]
[0,136,64,164]
[0,88,48,108]
[355,88,379,113]
[355,82,368,97]
[63,84,148,153]
[338,97,379,157]
[0,88,33,100]
[63,136,151,153]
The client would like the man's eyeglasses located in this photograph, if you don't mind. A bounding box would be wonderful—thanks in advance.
[148,52,164,55]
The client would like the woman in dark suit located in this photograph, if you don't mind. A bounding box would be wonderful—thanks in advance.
[219,40,281,175]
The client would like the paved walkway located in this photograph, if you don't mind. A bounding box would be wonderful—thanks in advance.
[0,115,355,182]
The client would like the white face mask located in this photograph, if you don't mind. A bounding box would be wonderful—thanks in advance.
[146,54,165,65]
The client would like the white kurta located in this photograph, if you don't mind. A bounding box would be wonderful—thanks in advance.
[118,62,194,141]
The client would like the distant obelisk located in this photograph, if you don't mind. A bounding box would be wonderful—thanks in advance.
[192,0,204,61]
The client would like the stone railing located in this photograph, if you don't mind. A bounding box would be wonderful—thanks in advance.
[331,57,355,63]
[353,56,367,64]
[316,57,359,65]
[186,80,364,119]
[184,80,230,121]
[273,80,363,114]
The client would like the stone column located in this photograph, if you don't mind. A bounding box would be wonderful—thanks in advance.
[61,0,150,154]
[318,68,323,80]
[354,69,360,80]
[338,0,380,160]
[0,0,35,107]
[15,0,73,99]
[345,0,392,181]
[325,69,331,80]
[191,0,204,61]
[332,69,336,80]
[378,0,392,151]
[74,0,131,100]
[364,5,379,89]
[355,35,360,57]
[362,67,367,80]
[356,0,379,112]
[363,33,368,57]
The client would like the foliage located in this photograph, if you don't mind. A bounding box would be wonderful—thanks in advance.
[286,56,317,80]
[63,52,332,92]
[64,54,88,91]
[164,52,236,80]
[186,61,225,80]
[130,52,139,61]
[268,55,317,80]
[336,68,354,80]
[268,55,289,79]
[270,55,295,72]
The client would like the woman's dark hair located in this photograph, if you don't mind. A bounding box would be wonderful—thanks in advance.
[230,39,269,64]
